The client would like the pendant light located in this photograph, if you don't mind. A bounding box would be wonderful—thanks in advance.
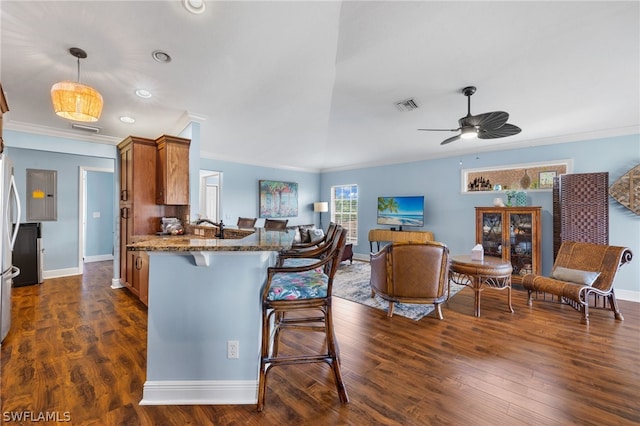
[51,47,103,122]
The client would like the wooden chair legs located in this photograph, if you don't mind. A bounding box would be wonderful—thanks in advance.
[257,303,349,412]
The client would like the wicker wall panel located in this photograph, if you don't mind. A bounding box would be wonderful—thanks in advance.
[553,172,609,259]
[552,177,561,259]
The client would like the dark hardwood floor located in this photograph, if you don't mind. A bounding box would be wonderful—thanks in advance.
[1,260,639,425]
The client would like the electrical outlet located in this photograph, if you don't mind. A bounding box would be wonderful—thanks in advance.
[227,340,239,359]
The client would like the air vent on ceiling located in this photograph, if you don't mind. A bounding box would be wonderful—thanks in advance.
[71,123,101,133]
[395,98,419,112]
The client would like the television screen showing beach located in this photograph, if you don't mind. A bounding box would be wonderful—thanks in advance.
[377,196,424,226]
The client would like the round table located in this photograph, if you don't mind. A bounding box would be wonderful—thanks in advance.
[449,255,514,317]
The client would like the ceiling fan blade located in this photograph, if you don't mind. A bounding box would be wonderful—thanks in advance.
[460,111,509,130]
[477,123,522,139]
[440,134,462,145]
[418,128,460,132]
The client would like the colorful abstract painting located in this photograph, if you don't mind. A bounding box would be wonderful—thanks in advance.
[259,180,298,218]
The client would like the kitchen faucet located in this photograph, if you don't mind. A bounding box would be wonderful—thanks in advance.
[195,218,225,239]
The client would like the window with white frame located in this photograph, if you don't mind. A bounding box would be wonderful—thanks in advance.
[330,184,358,245]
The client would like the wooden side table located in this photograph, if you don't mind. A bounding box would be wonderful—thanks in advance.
[368,229,434,252]
[341,243,353,264]
[449,255,513,317]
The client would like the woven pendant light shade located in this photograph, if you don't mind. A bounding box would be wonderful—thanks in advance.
[51,81,103,122]
[51,47,103,122]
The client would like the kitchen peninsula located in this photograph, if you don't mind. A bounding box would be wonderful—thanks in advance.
[127,228,295,405]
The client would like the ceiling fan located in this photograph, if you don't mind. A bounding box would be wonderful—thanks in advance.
[418,86,521,145]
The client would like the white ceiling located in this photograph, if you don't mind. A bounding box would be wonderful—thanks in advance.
[1,1,639,171]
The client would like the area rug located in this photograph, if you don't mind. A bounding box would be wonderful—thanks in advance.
[333,261,466,321]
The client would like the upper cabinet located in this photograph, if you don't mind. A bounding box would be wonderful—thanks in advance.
[155,135,190,205]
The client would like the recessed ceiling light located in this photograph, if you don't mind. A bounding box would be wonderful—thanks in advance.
[135,89,152,99]
[120,116,136,124]
[152,50,172,63]
[183,0,206,14]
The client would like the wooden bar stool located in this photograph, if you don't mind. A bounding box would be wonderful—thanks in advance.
[257,227,349,411]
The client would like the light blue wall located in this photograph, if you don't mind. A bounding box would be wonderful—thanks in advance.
[5,128,638,298]
[199,158,321,228]
[321,134,640,295]
[85,170,115,258]
[5,130,117,273]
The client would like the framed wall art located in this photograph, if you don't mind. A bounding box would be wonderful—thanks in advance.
[538,171,557,189]
[259,180,298,218]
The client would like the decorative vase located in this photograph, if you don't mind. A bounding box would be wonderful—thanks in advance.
[516,191,527,206]
[520,169,531,189]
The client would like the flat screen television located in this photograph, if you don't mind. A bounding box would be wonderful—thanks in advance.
[377,196,424,231]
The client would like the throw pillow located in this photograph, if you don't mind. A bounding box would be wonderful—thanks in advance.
[551,266,600,286]
[298,225,315,243]
[308,228,325,243]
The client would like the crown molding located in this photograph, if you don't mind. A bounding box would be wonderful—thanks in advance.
[5,120,121,145]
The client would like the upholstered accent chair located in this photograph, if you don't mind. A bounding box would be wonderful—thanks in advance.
[369,241,450,319]
[237,217,257,228]
[257,227,349,411]
[263,218,288,230]
[522,241,632,324]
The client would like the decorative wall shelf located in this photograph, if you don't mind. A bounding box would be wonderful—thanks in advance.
[461,159,572,194]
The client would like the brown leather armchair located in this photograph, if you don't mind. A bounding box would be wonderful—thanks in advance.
[369,241,450,319]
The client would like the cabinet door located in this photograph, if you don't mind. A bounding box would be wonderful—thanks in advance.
[135,251,149,306]
[120,144,132,202]
[508,211,534,276]
[477,211,506,260]
[125,251,139,296]
[156,135,190,205]
[508,209,541,278]
[119,206,131,286]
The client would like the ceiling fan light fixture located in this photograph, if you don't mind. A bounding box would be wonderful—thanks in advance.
[51,47,103,122]
[460,126,477,139]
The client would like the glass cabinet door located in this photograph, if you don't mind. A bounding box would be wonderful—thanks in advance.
[480,212,503,257]
[476,206,541,282]
[508,212,534,275]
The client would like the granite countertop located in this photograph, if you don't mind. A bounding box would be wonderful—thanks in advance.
[128,228,295,252]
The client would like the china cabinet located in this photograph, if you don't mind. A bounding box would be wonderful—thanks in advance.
[475,206,541,284]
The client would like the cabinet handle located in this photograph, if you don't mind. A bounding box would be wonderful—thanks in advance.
[121,207,129,219]
[135,257,142,269]
[121,189,128,202]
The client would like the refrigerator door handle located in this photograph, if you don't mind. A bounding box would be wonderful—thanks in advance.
[8,174,21,250]
[9,266,20,279]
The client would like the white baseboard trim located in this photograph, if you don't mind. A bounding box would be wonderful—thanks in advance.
[42,267,81,279]
[111,278,125,289]
[616,289,640,303]
[352,253,369,262]
[140,380,257,405]
[84,254,114,263]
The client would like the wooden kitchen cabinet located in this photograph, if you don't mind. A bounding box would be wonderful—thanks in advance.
[155,135,190,205]
[118,136,159,305]
[475,206,541,284]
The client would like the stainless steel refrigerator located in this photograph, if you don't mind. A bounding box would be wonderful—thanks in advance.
[0,153,21,342]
